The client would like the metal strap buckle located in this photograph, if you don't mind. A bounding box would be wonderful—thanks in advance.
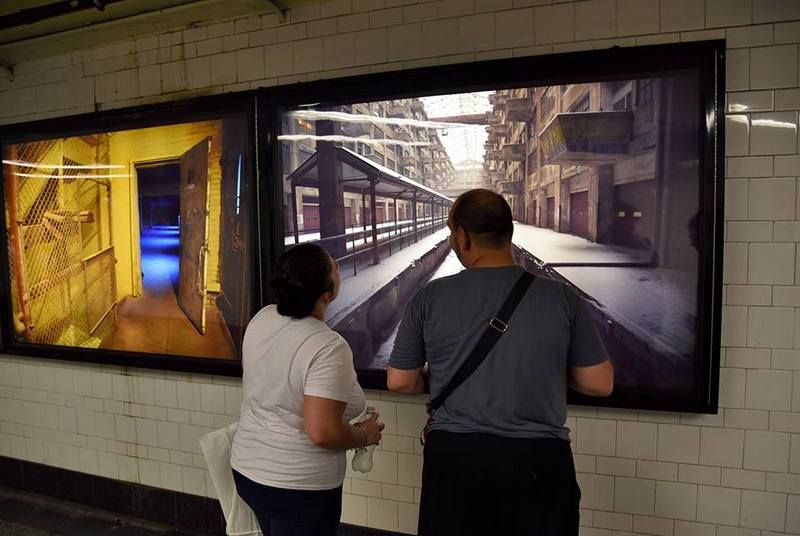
[489,317,508,333]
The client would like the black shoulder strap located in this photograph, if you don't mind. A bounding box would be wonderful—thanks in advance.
[428,270,535,412]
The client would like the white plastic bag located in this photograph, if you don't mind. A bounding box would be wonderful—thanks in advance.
[199,423,262,536]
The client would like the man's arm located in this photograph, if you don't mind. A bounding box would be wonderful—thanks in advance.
[566,288,614,397]
[387,288,427,393]
[387,366,427,394]
[570,359,614,397]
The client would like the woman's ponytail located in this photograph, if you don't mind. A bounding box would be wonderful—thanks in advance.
[270,243,334,319]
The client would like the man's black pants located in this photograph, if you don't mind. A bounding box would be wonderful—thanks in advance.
[419,431,581,536]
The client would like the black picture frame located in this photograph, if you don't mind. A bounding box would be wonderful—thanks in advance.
[260,40,725,413]
[0,91,263,377]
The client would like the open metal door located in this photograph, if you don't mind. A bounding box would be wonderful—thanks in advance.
[218,116,251,358]
[178,138,211,334]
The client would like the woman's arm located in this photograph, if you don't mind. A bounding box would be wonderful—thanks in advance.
[303,395,383,450]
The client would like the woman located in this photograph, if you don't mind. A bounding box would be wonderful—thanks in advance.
[231,243,383,536]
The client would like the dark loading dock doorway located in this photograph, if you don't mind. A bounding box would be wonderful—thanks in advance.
[569,190,589,239]
[612,179,657,251]
[546,197,556,229]
[137,161,181,296]
[134,137,211,335]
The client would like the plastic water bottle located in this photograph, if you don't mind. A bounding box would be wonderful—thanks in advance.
[351,406,376,473]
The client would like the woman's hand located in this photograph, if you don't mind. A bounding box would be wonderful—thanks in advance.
[354,413,385,446]
[304,396,386,450]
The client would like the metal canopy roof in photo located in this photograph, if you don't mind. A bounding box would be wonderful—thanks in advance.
[286,145,455,205]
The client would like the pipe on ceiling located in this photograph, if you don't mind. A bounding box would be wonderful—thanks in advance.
[262,0,288,22]
[0,0,290,69]
[0,0,219,52]
[0,0,126,31]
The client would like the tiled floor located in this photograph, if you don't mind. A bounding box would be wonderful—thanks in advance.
[0,487,201,536]
[0,486,397,536]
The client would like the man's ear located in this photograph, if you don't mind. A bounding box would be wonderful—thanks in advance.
[458,227,472,251]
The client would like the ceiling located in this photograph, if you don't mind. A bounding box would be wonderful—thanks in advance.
[0,0,319,69]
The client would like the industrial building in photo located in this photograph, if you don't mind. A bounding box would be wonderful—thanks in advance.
[486,77,700,273]
[482,77,702,390]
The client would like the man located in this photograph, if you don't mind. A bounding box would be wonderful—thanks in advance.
[387,189,613,536]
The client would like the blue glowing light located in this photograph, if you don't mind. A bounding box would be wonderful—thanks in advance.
[140,225,180,291]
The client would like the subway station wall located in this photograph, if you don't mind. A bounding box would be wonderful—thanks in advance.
[1,0,800,534]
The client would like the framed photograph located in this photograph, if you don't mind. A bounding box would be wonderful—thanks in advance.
[0,93,259,374]
[263,41,725,412]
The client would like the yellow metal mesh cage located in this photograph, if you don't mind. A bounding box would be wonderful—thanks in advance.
[5,137,116,348]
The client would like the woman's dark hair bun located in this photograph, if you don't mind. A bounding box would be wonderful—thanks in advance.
[270,274,290,290]
[271,243,334,319]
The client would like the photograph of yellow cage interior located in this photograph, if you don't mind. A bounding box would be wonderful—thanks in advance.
[3,115,252,361]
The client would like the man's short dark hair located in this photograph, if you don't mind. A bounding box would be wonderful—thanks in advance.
[449,189,513,249]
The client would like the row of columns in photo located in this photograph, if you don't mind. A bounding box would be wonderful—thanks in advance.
[286,137,453,270]
[288,181,451,269]
[291,189,441,233]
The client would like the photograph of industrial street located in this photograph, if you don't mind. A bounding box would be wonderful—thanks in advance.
[280,72,702,394]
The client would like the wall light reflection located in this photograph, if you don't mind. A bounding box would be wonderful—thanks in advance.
[14,172,131,179]
[751,119,797,130]
[2,160,126,169]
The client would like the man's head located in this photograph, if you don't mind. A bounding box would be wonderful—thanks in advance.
[448,189,514,267]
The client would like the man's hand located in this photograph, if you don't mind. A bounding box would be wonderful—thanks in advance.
[387,367,428,394]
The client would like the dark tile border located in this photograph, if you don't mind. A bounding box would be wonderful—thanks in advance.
[0,456,223,534]
[0,456,402,535]
[0,485,201,536]
[338,525,405,536]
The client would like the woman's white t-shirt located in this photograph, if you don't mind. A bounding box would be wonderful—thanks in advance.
[230,305,366,490]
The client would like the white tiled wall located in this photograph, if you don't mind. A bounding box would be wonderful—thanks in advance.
[1,0,800,534]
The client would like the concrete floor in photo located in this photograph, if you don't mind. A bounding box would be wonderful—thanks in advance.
[100,226,236,359]
[512,222,697,357]
[102,289,236,359]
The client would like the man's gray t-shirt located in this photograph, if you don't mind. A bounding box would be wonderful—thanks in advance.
[389,265,608,441]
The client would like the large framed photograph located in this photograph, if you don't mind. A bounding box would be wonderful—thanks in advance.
[264,41,724,412]
[0,94,259,374]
